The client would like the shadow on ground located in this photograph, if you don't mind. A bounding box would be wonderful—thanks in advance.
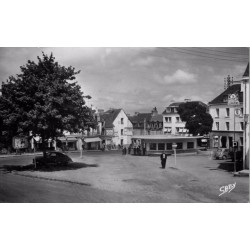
[0,162,99,173]
[209,161,243,172]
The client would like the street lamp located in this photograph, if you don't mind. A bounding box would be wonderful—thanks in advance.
[172,143,177,167]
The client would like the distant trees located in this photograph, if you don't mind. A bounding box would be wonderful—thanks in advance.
[0,53,96,153]
[177,102,213,136]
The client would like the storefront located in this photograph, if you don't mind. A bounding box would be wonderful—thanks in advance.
[84,137,102,150]
[210,131,243,151]
[131,135,202,154]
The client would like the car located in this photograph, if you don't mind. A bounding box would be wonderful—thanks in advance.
[214,148,230,160]
[34,151,73,167]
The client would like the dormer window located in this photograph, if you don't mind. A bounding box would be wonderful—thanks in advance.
[223,95,228,102]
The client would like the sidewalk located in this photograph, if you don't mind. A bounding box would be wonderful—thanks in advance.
[0,152,43,158]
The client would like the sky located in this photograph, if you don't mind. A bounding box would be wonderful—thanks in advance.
[0,47,249,115]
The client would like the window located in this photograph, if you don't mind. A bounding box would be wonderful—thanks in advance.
[176,127,180,133]
[149,143,157,150]
[240,137,243,146]
[177,143,183,149]
[165,117,172,123]
[216,108,219,118]
[216,122,219,130]
[158,143,165,150]
[121,129,123,135]
[226,122,230,131]
[121,118,124,124]
[240,122,244,130]
[167,143,172,150]
[164,127,172,134]
[223,95,228,102]
[170,107,175,113]
[241,108,244,116]
[176,117,180,123]
[187,142,194,149]
[226,108,230,117]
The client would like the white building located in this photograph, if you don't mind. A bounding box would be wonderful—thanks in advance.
[241,63,249,169]
[99,108,133,147]
[162,102,187,135]
[162,101,207,136]
[209,84,244,150]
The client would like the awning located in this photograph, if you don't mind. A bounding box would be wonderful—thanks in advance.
[84,137,102,143]
[59,137,78,142]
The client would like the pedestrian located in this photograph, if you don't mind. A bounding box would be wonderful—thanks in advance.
[134,145,136,155]
[160,151,168,169]
[143,143,146,156]
[137,145,140,155]
[124,147,127,155]
[128,144,131,154]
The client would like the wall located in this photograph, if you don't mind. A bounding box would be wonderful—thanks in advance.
[209,104,244,132]
[112,110,133,146]
[163,113,186,135]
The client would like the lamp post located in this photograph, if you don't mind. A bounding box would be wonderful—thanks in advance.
[228,94,240,174]
[172,143,177,167]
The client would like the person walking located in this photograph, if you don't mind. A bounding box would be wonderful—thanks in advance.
[160,152,167,169]
[142,143,146,156]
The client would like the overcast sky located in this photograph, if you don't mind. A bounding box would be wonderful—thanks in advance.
[0,47,248,115]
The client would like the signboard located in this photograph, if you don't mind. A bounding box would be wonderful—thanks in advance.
[12,137,29,149]
[234,108,242,117]
[228,94,239,106]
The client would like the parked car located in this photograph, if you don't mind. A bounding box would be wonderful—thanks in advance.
[34,151,73,166]
[214,148,230,160]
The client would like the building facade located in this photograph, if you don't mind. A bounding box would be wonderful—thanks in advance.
[209,84,244,151]
[241,63,249,169]
[129,107,163,136]
[162,101,207,136]
[99,108,133,147]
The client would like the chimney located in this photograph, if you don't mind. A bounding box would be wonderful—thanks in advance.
[151,107,158,116]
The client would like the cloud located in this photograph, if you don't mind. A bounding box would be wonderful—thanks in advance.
[130,56,155,67]
[164,69,197,84]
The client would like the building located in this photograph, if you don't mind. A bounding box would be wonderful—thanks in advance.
[131,134,202,155]
[241,63,249,169]
[162,101,207,136]
[208,83,244,150]
[99,108,133,147]
[129,107,163,136]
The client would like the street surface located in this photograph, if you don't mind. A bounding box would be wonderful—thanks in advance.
[0,151,249,202]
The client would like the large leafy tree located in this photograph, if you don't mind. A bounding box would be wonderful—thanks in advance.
[0,53,96,153]
[177,102,213,136]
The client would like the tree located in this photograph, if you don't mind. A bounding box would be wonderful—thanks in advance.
[177,102,213,136]
[0,53,97,154]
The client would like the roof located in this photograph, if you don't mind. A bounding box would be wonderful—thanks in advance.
[209,84,243,105]
[162,101,207,114]
[100,109,122,128]
[129,113,152,124]
[150,114,163,122]
[168,102,183,107]
[243,63,249,77]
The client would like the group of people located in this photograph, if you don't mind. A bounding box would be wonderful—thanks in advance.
[121,143,146,156]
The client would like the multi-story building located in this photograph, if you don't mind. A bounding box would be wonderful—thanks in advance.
[58,108,133,150]
[162,101,207,136]
[208,84,244,150]
[129,107,163,136]
[241,63,249,169]
[99,108,133,147]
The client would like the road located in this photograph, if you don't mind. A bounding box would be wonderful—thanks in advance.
[0,151,249,202]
